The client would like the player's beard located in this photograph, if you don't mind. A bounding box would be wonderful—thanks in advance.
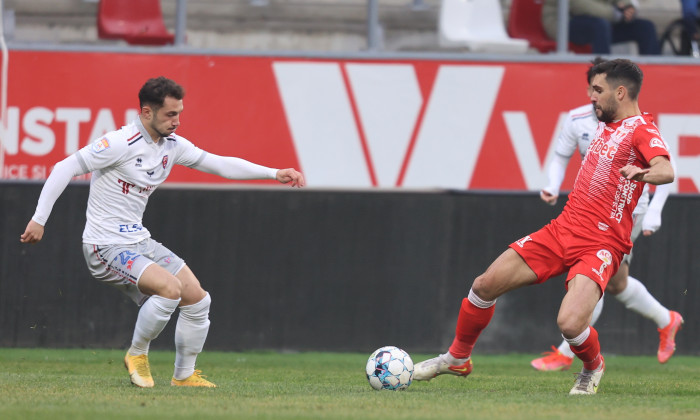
[595,99,617,123]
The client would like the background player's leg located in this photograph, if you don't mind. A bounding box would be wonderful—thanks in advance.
[608,262,682,362]
[609,262,671,328]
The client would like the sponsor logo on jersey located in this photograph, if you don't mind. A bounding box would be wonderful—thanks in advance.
[610,177,637,223]
[137,185,155,195]
[591,249,613,281]
[135,157,142,167]
[147,170,155,177]
[119,223,143,233]
[162,155,169,169]
[588,137,618,160]
[597,222,609,231]
[117,179,136,194]
[92,138,110,153]
[515,235,532,248]
[649,138,667,149]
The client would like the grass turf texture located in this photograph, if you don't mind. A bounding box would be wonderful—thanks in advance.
[1,348,698,420]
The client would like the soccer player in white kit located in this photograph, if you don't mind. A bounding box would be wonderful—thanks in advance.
[20,77,305,388]
[533,62,683,371]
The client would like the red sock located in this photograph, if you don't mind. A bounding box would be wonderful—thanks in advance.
[570,326,603,370]
[448,297,495,359]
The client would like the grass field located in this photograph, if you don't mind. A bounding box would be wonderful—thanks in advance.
[1,348,698,420]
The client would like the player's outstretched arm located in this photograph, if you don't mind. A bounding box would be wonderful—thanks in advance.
[620,156,674,185]
[20,219,45,244]
[275,168,305,188]
[540,153,572,206]
[20,154,86,245]
[194,153,304,187]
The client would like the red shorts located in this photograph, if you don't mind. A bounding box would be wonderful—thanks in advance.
[508,219,622,293]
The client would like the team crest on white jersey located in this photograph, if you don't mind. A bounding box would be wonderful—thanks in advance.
[92,138,110,153]
[591,249,613,281]
[515,235,532,248]
[162,155,169,168]
[649,138,667,149]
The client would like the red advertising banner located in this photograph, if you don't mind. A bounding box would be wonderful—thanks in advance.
[1,51,698,193]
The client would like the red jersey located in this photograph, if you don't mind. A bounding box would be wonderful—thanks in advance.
[558,113,670,254]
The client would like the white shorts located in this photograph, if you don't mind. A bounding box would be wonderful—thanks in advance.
[82,238,185,305]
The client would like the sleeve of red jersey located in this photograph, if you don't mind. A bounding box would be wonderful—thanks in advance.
[634,126,671,166]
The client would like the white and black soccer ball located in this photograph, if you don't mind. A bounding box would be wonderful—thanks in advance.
[365,346,414,391]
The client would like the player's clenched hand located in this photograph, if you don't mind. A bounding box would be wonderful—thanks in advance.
[540,190,558,206]
[20,219,45,244]
[620,165,649,181]
[276,168,305,188]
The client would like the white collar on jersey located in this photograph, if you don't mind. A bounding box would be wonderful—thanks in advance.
[134,117,160,144]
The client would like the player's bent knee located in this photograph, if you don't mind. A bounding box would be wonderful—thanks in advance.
[159,279,183,300]
[557,315,587,339]
[471,276,498,302]
[138,265,183,299]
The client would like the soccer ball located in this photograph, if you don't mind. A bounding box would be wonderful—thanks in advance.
[365,346,414,390]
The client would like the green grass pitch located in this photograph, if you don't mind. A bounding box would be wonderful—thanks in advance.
[1,348,698,419]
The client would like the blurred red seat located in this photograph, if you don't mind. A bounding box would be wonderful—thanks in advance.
[507,0,591,54]
[97,0,174,46]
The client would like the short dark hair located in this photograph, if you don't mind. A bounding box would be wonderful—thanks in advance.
[586,57,607,84]
[138,76,185,109]
[589,58,643,100]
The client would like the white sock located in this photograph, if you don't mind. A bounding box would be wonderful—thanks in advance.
[173,293,211,380]
[129,295,181,355]
[444,352,469,366]
[556,298,604,359]
[614,276,670,328]
[564,326,590,347]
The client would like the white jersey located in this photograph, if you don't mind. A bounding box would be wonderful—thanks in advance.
[32,118,279,245]
[545,104,651,216]
[553,104,597,162]
[76,119,206,244]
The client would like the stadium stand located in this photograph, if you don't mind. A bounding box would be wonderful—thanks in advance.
[0,0,687,53]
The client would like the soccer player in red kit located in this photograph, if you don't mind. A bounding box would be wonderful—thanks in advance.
[413,59,675,395]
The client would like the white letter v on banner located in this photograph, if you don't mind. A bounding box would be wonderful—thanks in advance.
[503,111,565,191]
